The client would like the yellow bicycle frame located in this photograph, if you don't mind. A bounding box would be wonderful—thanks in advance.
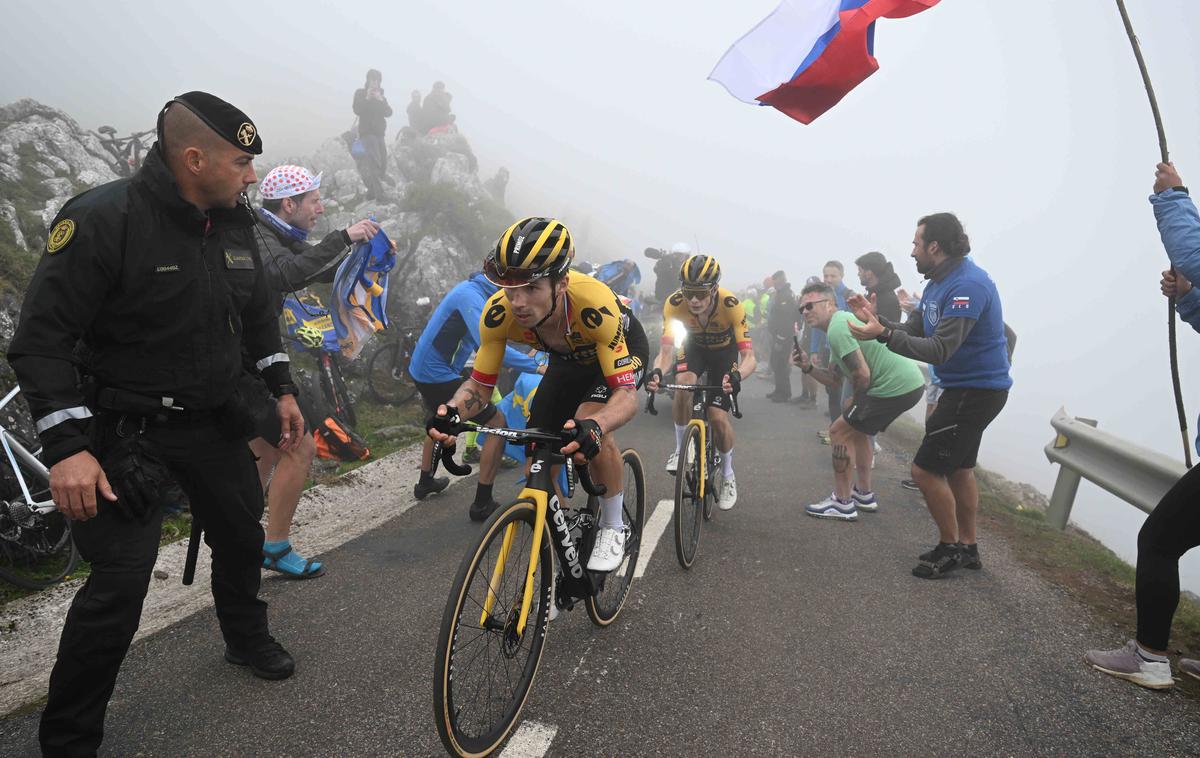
[480,485,548,637]
[688,419,708,498]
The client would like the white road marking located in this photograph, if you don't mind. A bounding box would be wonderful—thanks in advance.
[501,720,559,757]
[633,499,674,579]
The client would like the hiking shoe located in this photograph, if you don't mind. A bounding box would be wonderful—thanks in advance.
[718,478,738,511]
[805,494,858,521]
[851,488,878,512]
[900,479,920,491]
[469,499,500,522]
[665,450,679,475]
[587,527,627,572]
[414,475,450,500]
[1084,641,1174,690]
[224,637,295,681]
[462,446,481,464]
[1179,658,1200,682]
[959,543,982,570]
[912,542,961,579]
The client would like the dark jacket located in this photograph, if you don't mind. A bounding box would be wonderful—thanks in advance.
[254,214,351,315]
[353,88,393,137]
[767,284,799,339]
[867,268,903,323]
[7,146,294,465]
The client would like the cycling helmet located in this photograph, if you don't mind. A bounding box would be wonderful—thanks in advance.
[670,241,692,256]
[483,217,575,287]
[295,324,325,349]
[680,254,721,288]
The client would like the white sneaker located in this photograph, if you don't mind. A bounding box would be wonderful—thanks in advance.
[587,527,627,572]
[1084,640,1174,690]
[805,494,858,521]
[666,450,679,475]
[718,477,738,510]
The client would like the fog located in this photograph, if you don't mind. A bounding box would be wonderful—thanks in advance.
[5,1,1200,584]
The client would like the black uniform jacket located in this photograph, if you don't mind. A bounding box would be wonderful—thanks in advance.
[8,145,294,466]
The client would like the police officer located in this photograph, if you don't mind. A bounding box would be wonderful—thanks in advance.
[7,92,305,758]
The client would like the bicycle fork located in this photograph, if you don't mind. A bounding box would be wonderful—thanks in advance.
[688,419,708,499]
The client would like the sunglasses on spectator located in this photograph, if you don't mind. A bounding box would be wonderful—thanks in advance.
[798,299,832,313]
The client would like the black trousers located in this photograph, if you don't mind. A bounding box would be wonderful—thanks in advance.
[769,336,792,399]
[40,418,268,758]
[1136,464,1200,650]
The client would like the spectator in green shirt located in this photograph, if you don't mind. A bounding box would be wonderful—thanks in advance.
[792,282,925,521]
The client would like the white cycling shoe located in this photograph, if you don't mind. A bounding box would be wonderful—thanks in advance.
[587,527,627,572]
[665,450,679,475]
[718,477,738,511]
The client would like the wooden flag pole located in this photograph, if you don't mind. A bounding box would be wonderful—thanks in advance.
[1115,0,1191,467]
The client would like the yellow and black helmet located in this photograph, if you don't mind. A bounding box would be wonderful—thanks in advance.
[483,217,575,287]
[680,254,721,288]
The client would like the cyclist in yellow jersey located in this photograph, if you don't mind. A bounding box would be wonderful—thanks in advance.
[644,254,755,509]
[427,217,649,572]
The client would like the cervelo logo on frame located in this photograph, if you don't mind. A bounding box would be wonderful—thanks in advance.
[547,496,583,578]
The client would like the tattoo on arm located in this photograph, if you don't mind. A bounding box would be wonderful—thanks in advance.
[832,443,851,473]
[841,350,870,392]
[462,387,485,414]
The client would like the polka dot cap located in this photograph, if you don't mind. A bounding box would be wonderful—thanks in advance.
[260,164,322,200]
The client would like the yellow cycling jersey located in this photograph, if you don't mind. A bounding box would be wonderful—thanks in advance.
[471,273,639,389]
[662,286,752,351]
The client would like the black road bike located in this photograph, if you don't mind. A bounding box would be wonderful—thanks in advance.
[365,297,430,406]
[95,126,154,178]
[432,425,645,757]
[646,383,740,569]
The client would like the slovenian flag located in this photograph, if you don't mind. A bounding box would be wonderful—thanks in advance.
[709,0,940,125]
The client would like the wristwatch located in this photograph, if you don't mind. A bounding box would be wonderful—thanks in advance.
[801,364,814,375]
[272,382,300,399]
[875,327,893,344]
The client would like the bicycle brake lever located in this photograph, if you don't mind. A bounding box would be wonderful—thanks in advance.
[576,463,607,498]
[645,390,658,416]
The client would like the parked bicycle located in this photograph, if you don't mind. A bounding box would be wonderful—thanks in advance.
[431,423,646,757]
[365,296,431,405]
[282,293,356,427]
[646,382,740,569]
[94,126,154,178]
[0,386,79,590]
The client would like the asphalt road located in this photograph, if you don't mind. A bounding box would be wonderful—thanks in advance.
[3,377,1199,756]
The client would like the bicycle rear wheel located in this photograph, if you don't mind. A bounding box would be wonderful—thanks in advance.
[586,449,646,626]
[367,341,419,405]
[320,355,357,427]
[0,462,79,590]
[673,424,704,569]
[433,499,552,757]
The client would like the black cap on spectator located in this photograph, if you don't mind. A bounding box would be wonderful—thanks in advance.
[156,91,262,155]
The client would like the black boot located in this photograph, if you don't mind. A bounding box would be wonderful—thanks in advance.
[224,637,295,680]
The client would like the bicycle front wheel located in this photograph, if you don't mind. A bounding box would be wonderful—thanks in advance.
[367,342,418,405]
[320,355,357,427]
[433,499,552,757]
[673,424,704,569]
[586,448,646,626]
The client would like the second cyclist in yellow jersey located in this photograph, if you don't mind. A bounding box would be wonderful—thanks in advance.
[645,254,756,509]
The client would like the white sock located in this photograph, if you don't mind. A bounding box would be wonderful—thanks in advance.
[722,448,734,478]
[599,493,625,530]
[673,424,687,452]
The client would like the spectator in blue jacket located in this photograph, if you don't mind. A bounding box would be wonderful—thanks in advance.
[410,272,544,520]
[1085,162,1200,690]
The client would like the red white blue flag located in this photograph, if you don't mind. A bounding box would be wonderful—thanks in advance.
[709,0,941,125]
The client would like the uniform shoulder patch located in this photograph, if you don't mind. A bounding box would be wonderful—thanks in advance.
[46,219,75,254]
[724,295,739,308]
[668,292,684,306]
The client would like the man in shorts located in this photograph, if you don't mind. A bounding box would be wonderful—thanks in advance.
[793,282,924,521]
[427,217,648,572]
[848,213,1011,578]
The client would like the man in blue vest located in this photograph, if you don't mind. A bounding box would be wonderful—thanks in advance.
[409,273,543,520]
[847,213,1011,579]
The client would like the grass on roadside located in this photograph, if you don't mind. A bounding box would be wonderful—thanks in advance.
[882,414,1200,694]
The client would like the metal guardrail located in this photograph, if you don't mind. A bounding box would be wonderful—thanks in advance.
[1043,407,1187,530]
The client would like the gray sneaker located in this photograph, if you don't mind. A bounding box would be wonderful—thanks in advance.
[1084,640,1174,690]
[1180,657,1200,682]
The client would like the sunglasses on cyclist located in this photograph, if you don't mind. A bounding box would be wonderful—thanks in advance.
[798,299,832,313]
[681,287,715,301]
[483,257,548,288]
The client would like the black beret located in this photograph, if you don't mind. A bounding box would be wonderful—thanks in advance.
[156,91,262,154]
